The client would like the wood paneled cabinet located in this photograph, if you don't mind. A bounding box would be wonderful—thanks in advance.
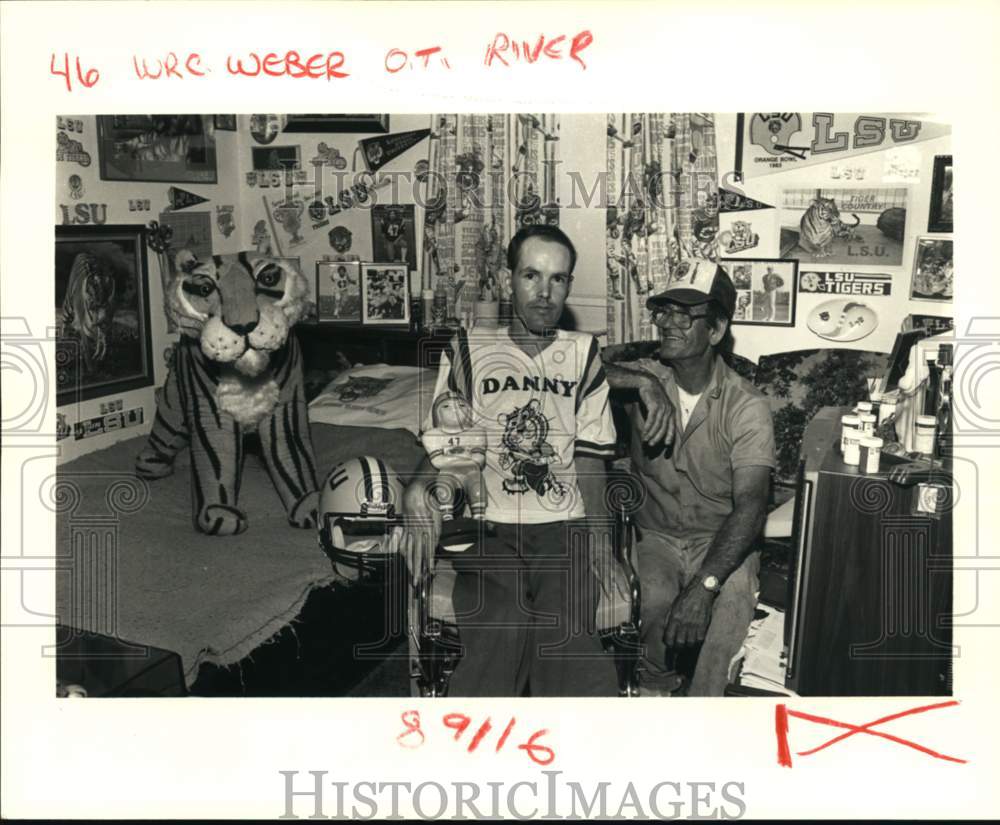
[785,411,953,696]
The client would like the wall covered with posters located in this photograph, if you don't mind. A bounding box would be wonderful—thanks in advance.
[714,112,953,364]
[54,115,242,462]
[54,112,952,463]
[231,113,608,332]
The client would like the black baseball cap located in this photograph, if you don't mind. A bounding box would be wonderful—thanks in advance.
[646,262,736,319]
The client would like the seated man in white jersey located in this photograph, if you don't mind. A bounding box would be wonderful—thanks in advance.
[399,225,621,697]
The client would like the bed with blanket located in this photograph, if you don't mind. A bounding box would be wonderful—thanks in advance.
[55,364,437,691]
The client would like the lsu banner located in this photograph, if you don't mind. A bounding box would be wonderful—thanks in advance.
[799,271,892,297]
[736,113,951,179]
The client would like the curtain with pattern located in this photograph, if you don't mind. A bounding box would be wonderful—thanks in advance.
[605,113,720,345]
[420,114,560,327]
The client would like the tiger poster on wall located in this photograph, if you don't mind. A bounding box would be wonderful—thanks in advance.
[55,224,155,406]
[778,187,907,267]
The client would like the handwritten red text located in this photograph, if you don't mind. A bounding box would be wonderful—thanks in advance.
[398,710,556,766]
[226,50,349,80]
[50,53,100,92]
[484,30,593,69]
[385,45,451,73]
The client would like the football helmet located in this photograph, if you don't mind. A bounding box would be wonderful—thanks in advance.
[318,456,405,581]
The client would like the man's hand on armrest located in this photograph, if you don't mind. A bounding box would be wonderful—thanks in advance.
[398,457,443,586]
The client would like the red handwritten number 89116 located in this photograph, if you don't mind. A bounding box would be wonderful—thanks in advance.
[398,711,555,766]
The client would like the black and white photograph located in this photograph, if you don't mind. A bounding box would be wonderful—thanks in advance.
[96,114,218,183]
[720,258,797,326]
[55,224,155,405]
[361,263,409,325]
[370,203,417,270]
[316,260,361,322]
[928,154,954,233]
[10,0,991,801]
[779,186,908,266]
[910,236,954,301]
[251,144,301,171]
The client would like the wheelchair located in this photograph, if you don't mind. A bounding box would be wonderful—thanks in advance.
[407,508,644,698]
[318,456,643,698]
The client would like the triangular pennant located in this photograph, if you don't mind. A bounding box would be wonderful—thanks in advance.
[359,129,431,172]
[719,187,775,213]
[167,186,210,211]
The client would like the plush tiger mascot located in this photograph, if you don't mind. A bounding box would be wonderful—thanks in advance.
[135,251,319,536]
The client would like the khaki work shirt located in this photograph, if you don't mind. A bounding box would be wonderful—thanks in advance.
[627,354,776,540]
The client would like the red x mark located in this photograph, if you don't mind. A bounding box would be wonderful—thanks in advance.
[776,700,967,767]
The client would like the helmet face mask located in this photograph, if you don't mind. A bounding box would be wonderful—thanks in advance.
[318,456,406,583]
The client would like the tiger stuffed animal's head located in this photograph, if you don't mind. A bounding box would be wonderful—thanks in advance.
[167,251,310,377]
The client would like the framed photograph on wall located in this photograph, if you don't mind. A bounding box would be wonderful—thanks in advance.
[370,204,417,270]
[213,114,237,131]
[910,237,953,301]
[361,263,410,326]
[928,155,953,233]
[283,114,389,133]
[56,225,155,406]
[251,145,301,171]
[96,115,217,183]
[721,258,798,327]
[316,260,361,323]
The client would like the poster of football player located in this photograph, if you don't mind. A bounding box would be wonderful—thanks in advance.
[317,260,361,323]
[370,204,417,270]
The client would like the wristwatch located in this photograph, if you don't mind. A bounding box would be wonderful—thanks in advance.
[700,574,721,594]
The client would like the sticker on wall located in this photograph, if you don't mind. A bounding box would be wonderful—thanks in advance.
[245,172,258,188]
[829,165,867,181]
[799,271,892,297]
[129,199,152,212]
[327,225,353,255]
[216,205,236,238]
[359,128,431,173]
[167,186,209,211]
[779,187,907,267]
[99,399,124,415]
[252,220,273,254]
[56,412,71,441]
[59,203,108,225]
[807,299,879,342]
[68,174,85,200]
[309,199,330,230]
[269,196,306,248]
[250,114,282,145]
[56,131,92,166]
[718,188,774,213]
[57,117,85,133]
[882,146,922,183]
[73,406,145,440]
[718,220,759,255]
[311,142,348,170]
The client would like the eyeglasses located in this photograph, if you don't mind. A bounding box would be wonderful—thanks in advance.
[649,306,708,330]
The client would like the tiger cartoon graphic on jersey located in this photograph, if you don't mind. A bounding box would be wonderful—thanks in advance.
[497,399,568,499]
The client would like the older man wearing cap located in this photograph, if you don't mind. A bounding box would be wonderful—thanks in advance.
[604,263,775,696]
